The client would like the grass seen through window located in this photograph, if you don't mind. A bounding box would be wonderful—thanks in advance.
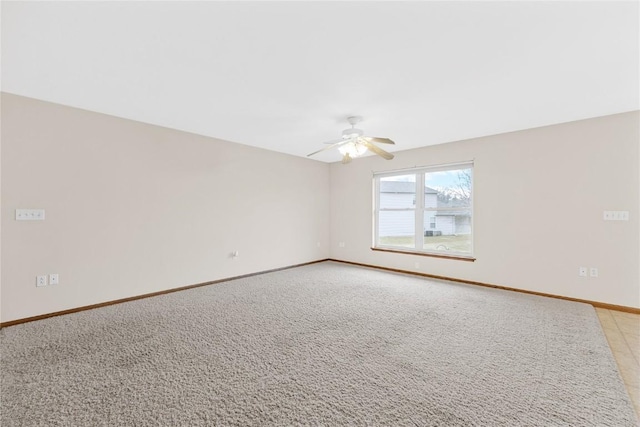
[379,234,471,253]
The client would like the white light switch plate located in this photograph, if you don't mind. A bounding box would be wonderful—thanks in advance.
[603,211,629,221]
[16,209,45,220]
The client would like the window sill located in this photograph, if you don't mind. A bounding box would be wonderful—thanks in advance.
[371,247,476,262]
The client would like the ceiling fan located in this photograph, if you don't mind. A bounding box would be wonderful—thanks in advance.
[307,116,395,164]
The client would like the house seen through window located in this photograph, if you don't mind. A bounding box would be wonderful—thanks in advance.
[374,162,473,258]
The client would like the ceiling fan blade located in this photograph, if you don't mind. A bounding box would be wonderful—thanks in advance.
[342,153,352,164]
[366,137,395,145]
[363,141,394,160]
[307,139,350,157]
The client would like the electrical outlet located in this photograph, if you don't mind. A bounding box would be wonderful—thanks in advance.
[590,268,598,278]
[36,275,48,287]
[231,250,239,259]
[49,274,59,285]
[339,242,345,248]
[414,262,420,269]
[579,267,587,277]
[316,241,321,248]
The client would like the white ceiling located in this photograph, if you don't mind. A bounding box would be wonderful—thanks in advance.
[2,1,638,163]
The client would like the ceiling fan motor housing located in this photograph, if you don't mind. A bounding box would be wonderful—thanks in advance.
[342,127,364,139]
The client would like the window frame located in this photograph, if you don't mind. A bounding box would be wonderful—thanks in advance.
[372,162,475,261]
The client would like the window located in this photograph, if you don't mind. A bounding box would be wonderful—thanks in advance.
[374,162,473,259]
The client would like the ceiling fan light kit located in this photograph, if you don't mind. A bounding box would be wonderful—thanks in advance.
[338,140,368,157]
[307,116,395,164]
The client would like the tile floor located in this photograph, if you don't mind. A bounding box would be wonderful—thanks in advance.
[596,307,640,418]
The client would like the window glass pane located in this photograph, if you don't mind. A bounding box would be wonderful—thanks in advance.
[374,163,473,257]
[424,168,472,209]
[379,175,416,209]
[378,210,415,248]
[422,210,472,254]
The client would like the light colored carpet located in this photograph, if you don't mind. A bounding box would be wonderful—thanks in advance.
[1,261,637,426]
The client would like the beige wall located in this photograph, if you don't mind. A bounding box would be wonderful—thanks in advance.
[1,93,331,322]
[2,94,638,323]
[330,112,640,308]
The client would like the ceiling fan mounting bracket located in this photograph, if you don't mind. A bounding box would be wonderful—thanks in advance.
[347,116,363,127]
